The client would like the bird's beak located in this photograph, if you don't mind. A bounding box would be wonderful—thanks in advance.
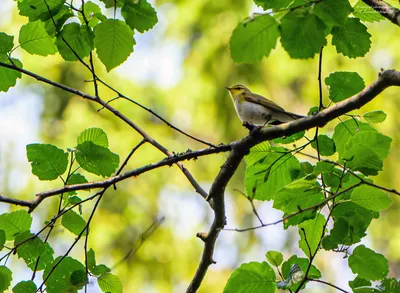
[225,86,232,92]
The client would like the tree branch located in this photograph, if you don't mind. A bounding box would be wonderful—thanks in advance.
[362,0,400,27]
[187,69,400,292]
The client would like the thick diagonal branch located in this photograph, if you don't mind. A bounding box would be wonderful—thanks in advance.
[186,69,400,292]
[362,0,400,27]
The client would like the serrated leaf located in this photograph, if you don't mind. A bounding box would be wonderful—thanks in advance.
[245,148,301,201]
[0,55,22,92]
[70,270,88,287]
[325,71,365,102]
[254,0,292,10]
[98,273,123,293]
[353,1,385,22]
[78,1,103,27]
[280,9,327,59]
[0,210,32,240]
[99,0,124,8]
[332,119,377,157]
[314,0,353,27]
[223,262,276,293]
[344,144,382,175]
[351,185,392,211]
[15,231,46,268]
[122,0,158,33]
[44,256,86,292]
[345,131,392,160]
[0,33,14,53]
[244,141,271,166]
[363,110,387,123]
[75,141,119,177]
[348,245,388,281]
[331,18,371,58]
[19,21,58,56]
[0,266,12,291]
[266,251,283,267]
[230,14,279,63]
[298,214,326,258]
[44,5,74,36]
[56,23,94,61]
[311,134,336,156]
[77,127,109,147]
[17,0,65,21]
[273,131,305,144]
[349,276,371,291]
[26,143,68,180]
[66,173,88,196]
[94,19,135,71]
[12,280,37,293]
[62,210,86,235]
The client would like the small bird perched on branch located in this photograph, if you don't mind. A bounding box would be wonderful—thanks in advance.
[225,84,304,128]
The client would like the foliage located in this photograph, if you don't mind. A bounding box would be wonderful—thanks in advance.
[0,0,399,292]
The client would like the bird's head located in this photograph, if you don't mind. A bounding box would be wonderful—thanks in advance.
[225,84,250,98]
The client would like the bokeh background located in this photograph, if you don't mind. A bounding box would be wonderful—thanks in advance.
[0,0,399,292]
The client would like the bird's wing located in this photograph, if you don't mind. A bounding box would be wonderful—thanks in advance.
[244,92,286,112]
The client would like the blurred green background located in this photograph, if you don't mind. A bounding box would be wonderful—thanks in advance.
[0,0,399,292]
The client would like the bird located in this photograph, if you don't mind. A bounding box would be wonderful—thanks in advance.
[225,84,304,127]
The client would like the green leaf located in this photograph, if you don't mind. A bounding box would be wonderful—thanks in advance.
[19,20,58,56]
[311,134,336,156]
[332,119,376,157]
[353,1,385,22]
[331,18,371,58]
[282,256,321,291]
[266,251,283,267]
[325,71,365,103]
[75,141,119,177]
[351,185,392,211]
[245,148,301,201]
[0,230,5,251]
[78,1,103,27]
[70,270,88,287]
[344,144,382,176]
[223,262,276,293]
[122,0,158,33]
[44,6,74,36]
[298,214,326,258]
[17,0,65,21]
[348,245,388,281]
[44,256,86,293]
[379,278,400,292]
[61,210,86,235]
[99,0,124,8]
[93,264,111,276]
[0,210,32,240]
[15,231,47,268]
[12,280,37,293]
[349,276,371,291]
[66,173,88,196]
[0,55,22,92]
[345,131,391,160]
[322,203,378,249]
[0,266,12,291]
[254,0,292,10]
[244,141,271,166]
[98,273,123,293]
[26,143,68,181]
[56,23,94,61]
[31,243,54,271]
[0,33,14,53]
[273,131,305,144]
[87,248,96,272]
[314,0,353,27]
[229,14,279,63]
[314,161,334,174]
[280,9,327,59]
[363,110,387,124]
[94,19,135,71]
[77,127,109,148]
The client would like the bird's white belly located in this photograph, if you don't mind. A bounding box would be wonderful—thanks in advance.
[235,100,271,125]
